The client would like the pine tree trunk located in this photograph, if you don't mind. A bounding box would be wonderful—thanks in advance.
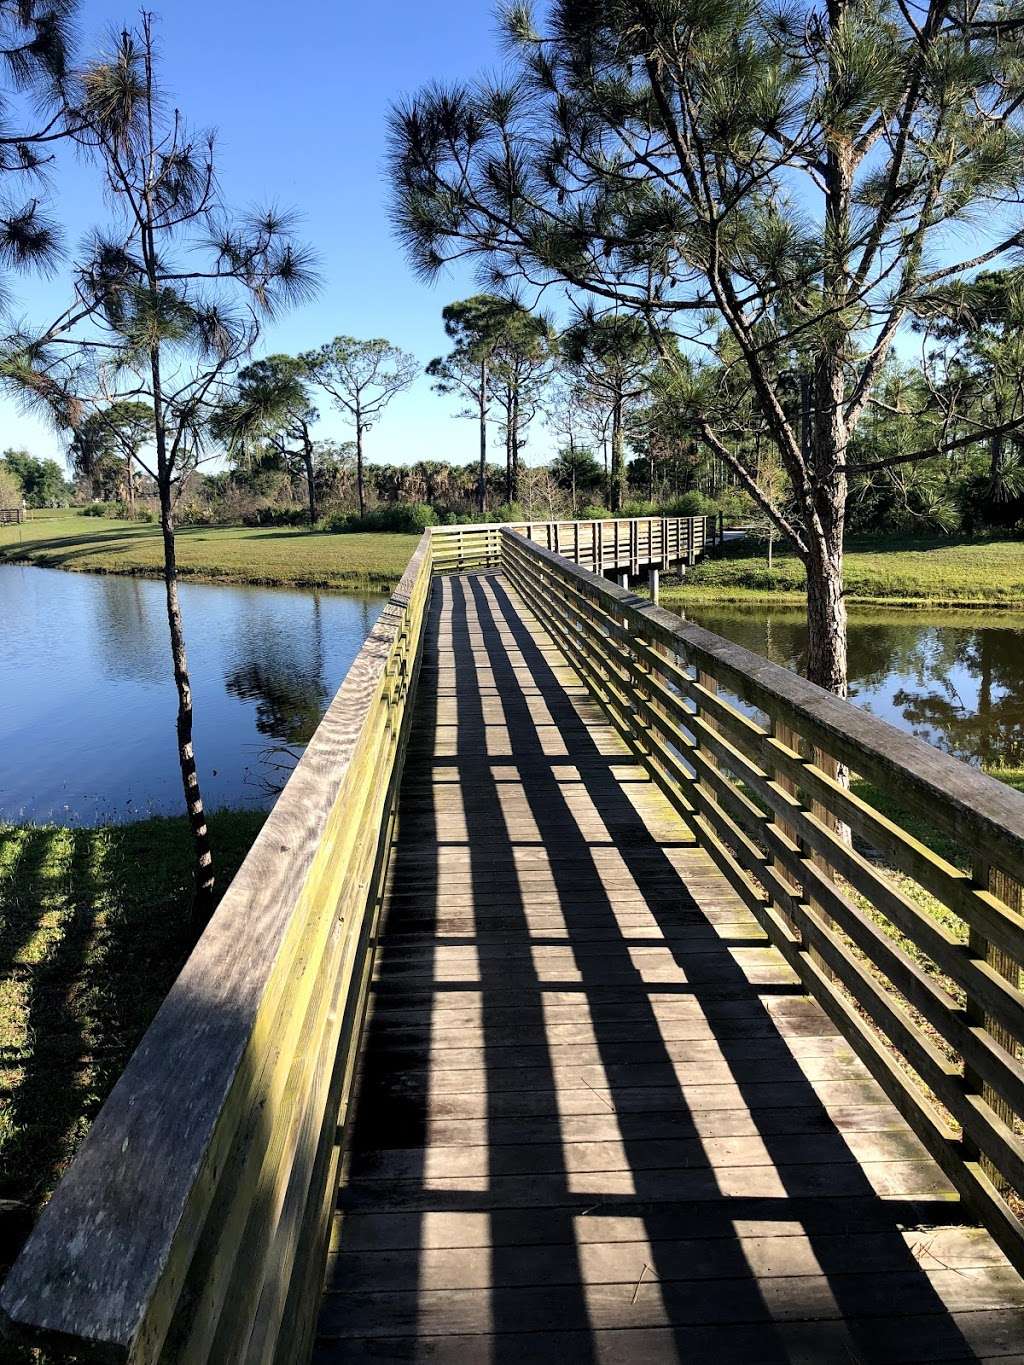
[304,448,317,526]
[805,352,849,699]
[478,359,487,514]
[610,395,624,512]
[159,475,215,923]
[510,387,520,503]
[805,530,847,697]
[505,387,513,504]
[356,417,365,518]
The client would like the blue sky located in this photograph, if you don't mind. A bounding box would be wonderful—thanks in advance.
[3,0,534,471]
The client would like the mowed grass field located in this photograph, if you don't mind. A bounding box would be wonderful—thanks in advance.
[666,534,1024,607]
[0,510,417,591]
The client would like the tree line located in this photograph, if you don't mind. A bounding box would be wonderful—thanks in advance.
[52,277,1024,544]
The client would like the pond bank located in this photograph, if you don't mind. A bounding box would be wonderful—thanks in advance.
[663,534,1024,609]
[0,511,416,592]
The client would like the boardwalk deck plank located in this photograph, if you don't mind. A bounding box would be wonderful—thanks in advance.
[314,570,1024,1363]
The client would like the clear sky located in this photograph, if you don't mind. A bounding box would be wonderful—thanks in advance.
[2,0,537,472]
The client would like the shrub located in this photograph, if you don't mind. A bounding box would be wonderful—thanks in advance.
[329,502,437,534]
[242,506,310,528]
[661,491,716,517]
[79,501,134,519]
[620,499,658,518]
[958,471,1024,534]
[488,503,528,523]
[579,504,612,520]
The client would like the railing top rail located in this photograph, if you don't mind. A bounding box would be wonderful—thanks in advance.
[429,514,709,535]
[501,528,1024,884]
[1,531,434,1358]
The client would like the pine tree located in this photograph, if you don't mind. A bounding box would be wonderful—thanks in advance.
[388,0,1024,695]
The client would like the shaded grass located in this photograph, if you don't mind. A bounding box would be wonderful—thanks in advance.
[0,810,265,1293]
[0,511,416,592]
[665,534,1024,607]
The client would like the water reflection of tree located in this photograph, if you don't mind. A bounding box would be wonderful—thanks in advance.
[92,576,164,683]
[893,628,1024,769]
[693,606,1024,770]
[224,593,328,759]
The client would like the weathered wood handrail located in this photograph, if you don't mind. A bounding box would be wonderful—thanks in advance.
[500,527,1024,1272]
[0,531,435,1362]
[429,514,714,574]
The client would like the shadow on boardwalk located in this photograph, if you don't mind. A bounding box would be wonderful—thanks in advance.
[316,571,1023,1363]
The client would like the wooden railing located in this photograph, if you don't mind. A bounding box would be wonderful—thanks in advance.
[501,528,1024,1273]
[0,506,24,524]
[0,532,434,1362]
[430,514,714,575]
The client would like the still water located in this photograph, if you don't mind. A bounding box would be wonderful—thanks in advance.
[0,564,383,824]
[3,565,1022,825]
[685,604,1024,771]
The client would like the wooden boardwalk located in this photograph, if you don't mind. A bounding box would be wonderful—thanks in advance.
[315,571,1024,1363]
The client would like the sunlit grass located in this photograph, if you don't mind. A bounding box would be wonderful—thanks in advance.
[0,810,265,1283]
[0,510,416,591]
[665,534,1024,607]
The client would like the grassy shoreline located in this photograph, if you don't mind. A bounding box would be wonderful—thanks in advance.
[0,511,415,593]
[665,585,1024,610]
[5,513,1024,607]
[664,533,1024,610]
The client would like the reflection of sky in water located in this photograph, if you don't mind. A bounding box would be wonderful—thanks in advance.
[0,564,383,824]
[685,604,1024,771]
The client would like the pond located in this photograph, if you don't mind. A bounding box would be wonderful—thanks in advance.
[0,564,383,824]
[684,603,1024,772]
[4,564,1023,826]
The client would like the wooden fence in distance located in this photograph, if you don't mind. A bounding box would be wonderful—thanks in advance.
[429,514,714,576]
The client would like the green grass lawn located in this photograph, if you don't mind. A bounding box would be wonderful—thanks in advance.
[0,810,266,1285]
[0,510,416,591]
[665,533,1024,607]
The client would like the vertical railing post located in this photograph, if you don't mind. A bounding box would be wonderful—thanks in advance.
[965,863,1022,1192]
[770,719,806,944]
